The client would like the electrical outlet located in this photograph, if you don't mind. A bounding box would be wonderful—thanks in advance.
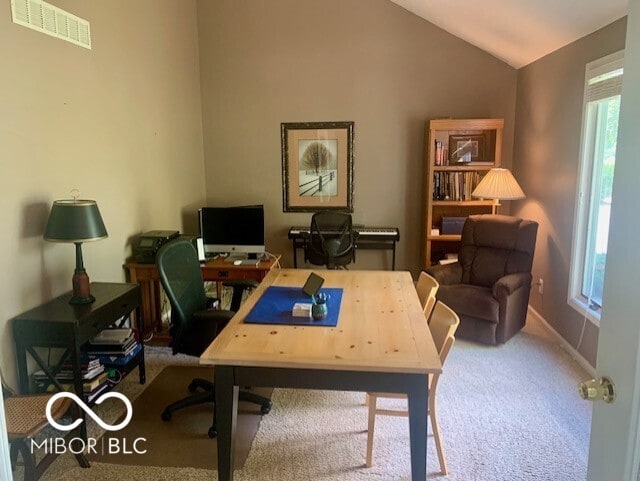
[538,278,544,295]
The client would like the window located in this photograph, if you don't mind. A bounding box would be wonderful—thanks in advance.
[568,51,624,325]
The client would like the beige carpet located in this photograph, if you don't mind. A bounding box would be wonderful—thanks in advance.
[29,314,591,480]
[87,366,270,469]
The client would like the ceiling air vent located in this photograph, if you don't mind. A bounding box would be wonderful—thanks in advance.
[10,0,91,49]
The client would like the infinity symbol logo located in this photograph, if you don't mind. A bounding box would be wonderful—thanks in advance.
[45,392,133,432]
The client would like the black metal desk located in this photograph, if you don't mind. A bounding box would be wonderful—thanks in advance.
[288,225,400,269]
[12,282,146,437]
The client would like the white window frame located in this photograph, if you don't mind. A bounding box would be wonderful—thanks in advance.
[568,50,624,326]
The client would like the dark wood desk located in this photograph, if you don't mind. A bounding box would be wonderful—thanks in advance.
[201,269,440,481]
[288,226,400,270]
[12,282,145,438]
[124,256,281,340]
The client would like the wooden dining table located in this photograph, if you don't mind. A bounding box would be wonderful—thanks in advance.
[200,268,442,481]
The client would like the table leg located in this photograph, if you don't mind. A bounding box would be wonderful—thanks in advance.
[292,240,298,268]
[215,366,239,481]
[15,341,29,394]
[392,242,397,270]
[71,339,88,440]
[407,375,428,481]
[134,306,146,385]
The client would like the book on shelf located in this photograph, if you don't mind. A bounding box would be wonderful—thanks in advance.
[87,331,137,355]
[36,370,109,394]
[91,328,133,345]
[92,342,142,366]
[435,140,443,166]
[33,363,105,383]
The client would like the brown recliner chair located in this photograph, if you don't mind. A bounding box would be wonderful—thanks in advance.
[425,214,538,345]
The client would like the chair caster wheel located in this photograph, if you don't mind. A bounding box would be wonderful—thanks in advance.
[188,381,198,393]
[261,402,272,415]
[161,410,172,421]
[208,427,217,438]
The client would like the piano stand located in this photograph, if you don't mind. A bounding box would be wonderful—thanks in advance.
[288,226,400,270]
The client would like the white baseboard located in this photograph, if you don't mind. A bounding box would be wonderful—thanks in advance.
[527,305,596,377]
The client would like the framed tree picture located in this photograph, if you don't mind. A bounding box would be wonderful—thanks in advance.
[281,121,354,212]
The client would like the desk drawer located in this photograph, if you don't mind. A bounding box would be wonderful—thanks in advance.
[78,293,139,343]
[202,268,266,282]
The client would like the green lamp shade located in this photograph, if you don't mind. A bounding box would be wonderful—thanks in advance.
[44,200,108,242]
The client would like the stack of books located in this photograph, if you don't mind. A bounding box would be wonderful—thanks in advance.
[86,328,142,366]
[33,356,110,402]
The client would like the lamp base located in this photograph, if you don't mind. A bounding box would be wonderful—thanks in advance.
[69,294,96,305]
[70,269,95,305]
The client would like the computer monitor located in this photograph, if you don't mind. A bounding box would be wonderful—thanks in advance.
[198,205,265,257]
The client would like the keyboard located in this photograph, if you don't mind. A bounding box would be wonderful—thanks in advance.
[288,226,399,241]
[224,258,260,266]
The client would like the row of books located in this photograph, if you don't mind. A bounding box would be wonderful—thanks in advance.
[432,171,483,201]
[434,140,452,166]
[33,328,141,402]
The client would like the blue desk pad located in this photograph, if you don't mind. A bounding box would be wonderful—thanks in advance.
[244,286,343,327]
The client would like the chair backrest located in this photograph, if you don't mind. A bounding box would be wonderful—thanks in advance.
[416,272,439,318]
[156,239,208,351]
[429,301,460,364]
[307,211,355,268]
[0,366,14,398]
[458,214,538,287]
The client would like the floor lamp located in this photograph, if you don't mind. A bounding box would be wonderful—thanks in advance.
[471,168,525,214]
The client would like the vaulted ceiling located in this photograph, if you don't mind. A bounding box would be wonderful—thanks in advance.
[390,0,628,68]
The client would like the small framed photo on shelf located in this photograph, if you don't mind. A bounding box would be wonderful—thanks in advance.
[449,134,486,164]
[281,121,354,212]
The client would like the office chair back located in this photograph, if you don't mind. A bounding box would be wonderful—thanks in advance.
[156,239,209,354]
[306,211,355,269]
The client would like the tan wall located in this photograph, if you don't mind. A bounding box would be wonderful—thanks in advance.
[0,0,206,387]
[513,18,627,366]
[196,0,518,272]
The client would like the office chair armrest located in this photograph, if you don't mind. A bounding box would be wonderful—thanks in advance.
[192,309,235,333]
[222,279,259,290]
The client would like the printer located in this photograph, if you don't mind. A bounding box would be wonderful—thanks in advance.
[133,230,179,263]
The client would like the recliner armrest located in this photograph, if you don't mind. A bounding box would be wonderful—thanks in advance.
[492,272,532,298]
[424,263,463,285]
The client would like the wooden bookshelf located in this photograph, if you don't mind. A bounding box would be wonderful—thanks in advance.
[423,118,504,266]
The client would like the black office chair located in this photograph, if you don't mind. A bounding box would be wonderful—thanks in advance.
[303,211,356,269]
[155,239,272,438]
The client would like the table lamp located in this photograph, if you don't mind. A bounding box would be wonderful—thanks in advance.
[471,168,525,214]
[44,196,108,304]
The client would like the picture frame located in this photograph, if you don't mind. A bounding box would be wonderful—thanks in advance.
[281,121,354,212]
[449,134,486,164]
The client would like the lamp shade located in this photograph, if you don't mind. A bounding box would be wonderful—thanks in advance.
[44,199,108,242]
[472,168,525,200]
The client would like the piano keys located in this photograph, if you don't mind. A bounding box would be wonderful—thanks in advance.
[288,225,400,270]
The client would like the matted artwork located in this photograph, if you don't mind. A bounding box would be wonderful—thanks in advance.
[281,121,354,212]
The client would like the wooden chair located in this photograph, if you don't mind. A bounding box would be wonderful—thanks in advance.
[416,271,439,318]
[365,301,460,474]
[2,371,89,481]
